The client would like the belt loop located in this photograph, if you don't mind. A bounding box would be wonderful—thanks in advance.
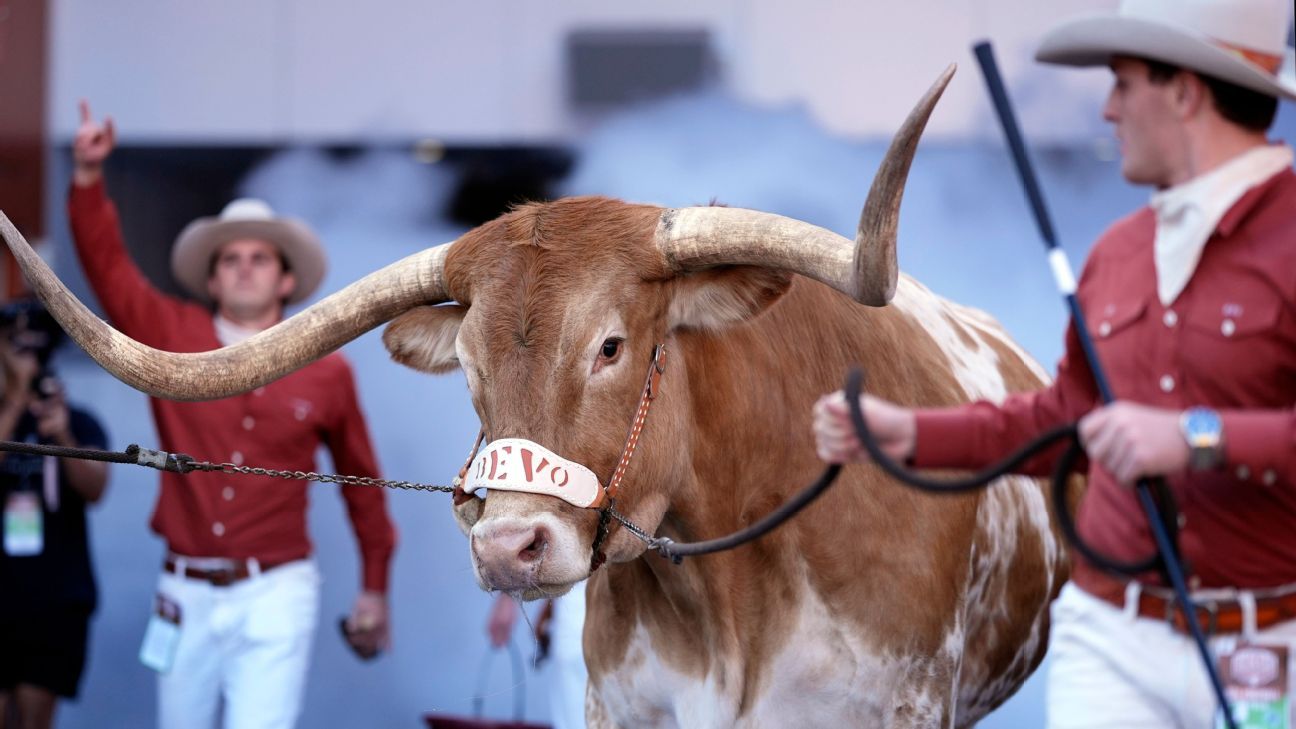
[1123,581,1142,621]
[1238,591,1259,638]
[176,556,187,577]
[248,558,262,578]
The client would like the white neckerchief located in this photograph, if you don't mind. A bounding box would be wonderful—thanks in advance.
[1151,144,1293,306]
[213,314,263,346]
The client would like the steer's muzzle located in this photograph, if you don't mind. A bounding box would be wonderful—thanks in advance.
[472,521,552,592]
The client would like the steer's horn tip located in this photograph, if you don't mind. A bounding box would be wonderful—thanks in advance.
[932,63,957,94]
[0,211,33,254]
[853,280,896,307]
[0,210,17,240]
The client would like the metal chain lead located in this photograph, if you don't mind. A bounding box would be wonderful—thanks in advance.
[607,504,655,544]
[185,460,455,494]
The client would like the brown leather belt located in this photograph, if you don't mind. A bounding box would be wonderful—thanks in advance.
[1091,582,1296,635]
[163,556,293,587]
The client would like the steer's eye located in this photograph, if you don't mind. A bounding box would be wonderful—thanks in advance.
[600,337,623,361]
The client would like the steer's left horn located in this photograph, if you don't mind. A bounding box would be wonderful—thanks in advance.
[655,63,955,306]
[0,212,451,401]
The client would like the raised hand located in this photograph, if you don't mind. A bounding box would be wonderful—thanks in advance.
[73,99,116,186]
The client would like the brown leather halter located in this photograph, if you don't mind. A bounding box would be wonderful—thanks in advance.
[450,344,669,570]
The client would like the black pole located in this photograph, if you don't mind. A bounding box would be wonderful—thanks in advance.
[972,41,1237,729]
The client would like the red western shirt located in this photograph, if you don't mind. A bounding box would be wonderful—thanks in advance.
[68,181,396,593]
[912,168,1296,598]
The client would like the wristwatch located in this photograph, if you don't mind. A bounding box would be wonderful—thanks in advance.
[1179,407,1224,471]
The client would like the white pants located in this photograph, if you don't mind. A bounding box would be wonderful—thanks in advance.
[1047,582,1296,729]
[551,580,589,729]
[154,559,320,729]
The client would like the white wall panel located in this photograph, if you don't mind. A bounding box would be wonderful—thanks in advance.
[51,0,1119,143]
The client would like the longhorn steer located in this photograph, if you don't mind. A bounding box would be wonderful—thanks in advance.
[2,65,1073,728]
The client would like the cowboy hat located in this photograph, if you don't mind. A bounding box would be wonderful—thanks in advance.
[171,198,326,305]
[1036,0,1296,101]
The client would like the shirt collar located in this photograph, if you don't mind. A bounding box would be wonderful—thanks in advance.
[1149,144,1293,306]
[1150,144,1293,224]
[213,315,262,346]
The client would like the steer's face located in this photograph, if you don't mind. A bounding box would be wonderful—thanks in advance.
[383,197,790,599]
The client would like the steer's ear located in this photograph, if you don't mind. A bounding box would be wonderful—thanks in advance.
[382,304,467,373]
[668,266,793,331]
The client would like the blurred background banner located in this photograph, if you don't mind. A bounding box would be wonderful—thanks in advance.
[2,0,1293,726]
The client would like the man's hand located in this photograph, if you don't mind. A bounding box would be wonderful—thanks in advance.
[1078,401,1190,486]
[73,100,116,188]
[0,347,38,414]
[486,593,519,648]
[812,391,916,465]
[29,383,73,447]
[342,590,390,661]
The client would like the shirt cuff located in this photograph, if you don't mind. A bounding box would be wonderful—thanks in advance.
[913,408,982,469]
[69,176,107,203]
[361,548,393,594]
[1221,410,1291,477]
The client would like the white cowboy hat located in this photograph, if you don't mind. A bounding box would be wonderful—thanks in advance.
[171,198,326,305]
[1036,0,1296,101]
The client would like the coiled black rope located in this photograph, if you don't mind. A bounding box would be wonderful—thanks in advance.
[841,367,1181,580]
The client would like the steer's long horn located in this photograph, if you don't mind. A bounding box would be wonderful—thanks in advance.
[655,63,955,306]
[0,212,450,401]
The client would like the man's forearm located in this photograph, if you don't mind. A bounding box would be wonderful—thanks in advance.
[73,162,103,189]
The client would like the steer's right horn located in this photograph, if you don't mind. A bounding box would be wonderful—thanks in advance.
[0,212,451,401]
[655,64,955,306]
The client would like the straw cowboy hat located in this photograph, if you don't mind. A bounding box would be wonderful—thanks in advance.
[1036,0,1296,101]
[171,198,326,305]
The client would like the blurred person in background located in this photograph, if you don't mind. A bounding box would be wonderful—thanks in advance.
[486,587,588,729]
[0,300,109,729]
[67,101,398,729]
[814,1,1296,727]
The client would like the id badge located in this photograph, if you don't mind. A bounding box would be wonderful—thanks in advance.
[1215,639,1292,729]
[3,491,44,556]
[139,593,183,674]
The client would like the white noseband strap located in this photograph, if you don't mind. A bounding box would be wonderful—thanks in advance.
[462,438,605,509]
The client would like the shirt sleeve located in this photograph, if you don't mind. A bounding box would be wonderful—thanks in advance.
[67,180,197,347]
[323,358,397,593]
[1219,409,1295,484]
[910,249,1107,476]
[911,319,1099,476]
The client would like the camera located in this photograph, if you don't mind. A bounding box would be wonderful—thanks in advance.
[0,299,65,397]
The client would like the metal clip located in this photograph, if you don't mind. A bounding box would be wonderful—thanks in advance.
[135,447,170,470]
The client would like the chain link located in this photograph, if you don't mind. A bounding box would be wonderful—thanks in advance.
[607,503,656,544]
[184,460,455,494]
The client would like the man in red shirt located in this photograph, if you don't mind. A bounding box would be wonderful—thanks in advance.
[68,102,397,729]
[814,0,1296,726]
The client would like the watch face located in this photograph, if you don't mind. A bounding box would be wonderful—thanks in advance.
[1183,408,1222,447]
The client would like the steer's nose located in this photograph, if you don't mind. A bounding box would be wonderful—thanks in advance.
[473,523,551,590]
